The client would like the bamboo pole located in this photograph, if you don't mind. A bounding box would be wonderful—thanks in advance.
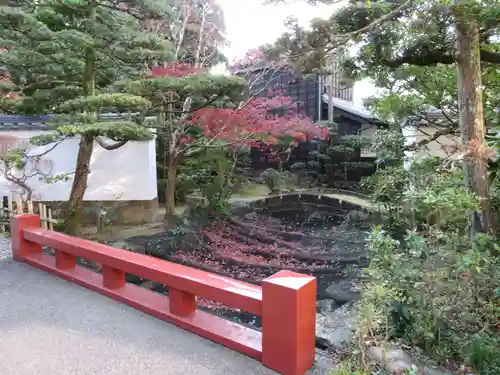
[48,207,53,231]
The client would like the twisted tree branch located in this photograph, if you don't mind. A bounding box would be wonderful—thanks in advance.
[385,49,500,67]
[95,137,128,150]
[403,127,457,151]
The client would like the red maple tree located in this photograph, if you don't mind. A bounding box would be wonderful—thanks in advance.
[190,96,324,145]
[147,62,323,215]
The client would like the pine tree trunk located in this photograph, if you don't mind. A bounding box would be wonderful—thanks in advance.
[65,136,94,235]
[455,8,494,233]
[65,0,96,234]
[165,152,178,217]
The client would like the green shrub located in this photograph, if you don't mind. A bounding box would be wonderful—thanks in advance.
[353,150,500,374]
[261,168,281,194]
[363,228,500,368]
[359,157,500,373]
[329,362,371,375]
[174,148,232,205]
[465,336,500,375]
[53,219,66,232]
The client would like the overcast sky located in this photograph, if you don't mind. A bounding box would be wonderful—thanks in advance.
[215,0,377,106]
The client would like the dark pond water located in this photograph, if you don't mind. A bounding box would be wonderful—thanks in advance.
[124,196,375,333]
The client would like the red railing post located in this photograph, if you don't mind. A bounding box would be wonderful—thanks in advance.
[11,214,42,261]
[169,288,196,316]
[55,250,76,270]
[103,266,126,289]
[261,270,316,375]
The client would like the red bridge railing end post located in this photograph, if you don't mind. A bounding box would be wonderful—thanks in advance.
[261,270,316,375]
[11,214,42,261]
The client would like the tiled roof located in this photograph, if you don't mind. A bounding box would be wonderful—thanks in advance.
[0,115,57,131]
[322,94,375,121]
[0,113,135,131]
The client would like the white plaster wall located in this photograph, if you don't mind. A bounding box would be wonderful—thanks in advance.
[0,130,157,201]
[410,126,460,160]
[359,124,460,161]
[360,124,376,158]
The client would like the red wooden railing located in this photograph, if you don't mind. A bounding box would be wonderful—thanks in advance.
[11,214,317,375]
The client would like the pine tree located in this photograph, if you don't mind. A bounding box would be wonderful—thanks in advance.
[0,0,173,234]
[266,0,500,233]
[113,63,246,217]
[143,0,230,215]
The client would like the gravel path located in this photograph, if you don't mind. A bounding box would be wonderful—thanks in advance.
[0,235,11,261]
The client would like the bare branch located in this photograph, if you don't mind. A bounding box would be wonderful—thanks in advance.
[332,0,414,43]
[175,2,191,59]
[32,138,66,158]
[403,127,457,151]
[267,0,413,62]
[0,136,66,200]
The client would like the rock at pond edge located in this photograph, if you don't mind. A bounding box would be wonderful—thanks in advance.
[367,346,456,375]
[315,302,357,349]
[316,299,337,314]
[325,280,361,304]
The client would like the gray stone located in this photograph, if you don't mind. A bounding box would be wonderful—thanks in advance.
[140,280,156,290]
[366,347,414,375]
[342,210,368,226]
[308,211,328,221]
[325,280,361,304]
[316,299,337,313]
[315,302,357,348]
[309,349,337,375]
[366,347,456,375]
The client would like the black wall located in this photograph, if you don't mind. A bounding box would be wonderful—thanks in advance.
[237,67,376,191]
[238,67,370,136]
[240,67,322,121]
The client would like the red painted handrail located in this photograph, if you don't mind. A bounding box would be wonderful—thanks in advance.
[11,214,317,375]
[23,226,263,315]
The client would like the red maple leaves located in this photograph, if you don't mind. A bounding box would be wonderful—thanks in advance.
[190,97,324,145]
[231,48,265,68]
[145,63,325,146]
[146,63,202,78]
